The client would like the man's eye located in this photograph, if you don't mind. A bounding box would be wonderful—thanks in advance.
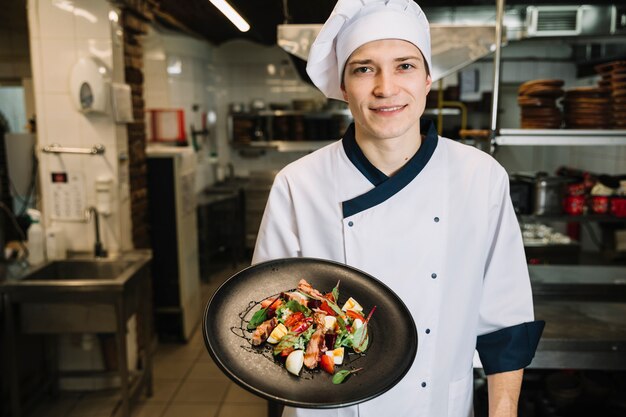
[354,67,371,74]
[399,63,414,70]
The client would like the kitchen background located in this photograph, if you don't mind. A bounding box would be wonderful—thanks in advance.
[1,1,626,417]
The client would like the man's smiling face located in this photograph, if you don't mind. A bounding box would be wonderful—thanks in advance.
[341,39,432,144]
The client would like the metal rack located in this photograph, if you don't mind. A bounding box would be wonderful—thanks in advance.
[42,143,106,155]
[496,129,626,146]
[488,0,626,151]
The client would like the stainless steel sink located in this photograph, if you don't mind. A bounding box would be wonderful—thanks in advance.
[0,250,152,293]
[20,259,134,281]
[0,250,154,417]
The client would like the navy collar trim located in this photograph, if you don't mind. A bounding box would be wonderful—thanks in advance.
[341,119,438,218]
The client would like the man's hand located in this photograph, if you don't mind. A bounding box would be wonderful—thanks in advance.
[487,369,523,417]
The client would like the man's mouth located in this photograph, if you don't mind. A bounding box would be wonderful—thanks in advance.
[371,105,406,112]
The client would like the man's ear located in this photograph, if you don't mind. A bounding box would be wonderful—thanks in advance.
[341,83,348,102]
[425,75,432,95]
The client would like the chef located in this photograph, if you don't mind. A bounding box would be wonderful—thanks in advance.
[252,0,544,416]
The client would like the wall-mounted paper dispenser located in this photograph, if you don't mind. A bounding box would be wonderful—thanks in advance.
[69,57,110,113]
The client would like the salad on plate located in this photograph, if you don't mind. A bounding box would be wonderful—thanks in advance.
[246,279,376,383]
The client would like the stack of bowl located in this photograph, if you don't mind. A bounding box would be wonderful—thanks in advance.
[517,79,564,129]
[594,60,626,129]
[562,87,612,129]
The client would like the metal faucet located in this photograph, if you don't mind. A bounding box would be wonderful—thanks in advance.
[87,206,107,258]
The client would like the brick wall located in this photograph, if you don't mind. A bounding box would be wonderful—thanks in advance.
[121,6,153,249]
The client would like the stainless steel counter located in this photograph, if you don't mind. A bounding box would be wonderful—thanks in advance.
[528,265,626,370]
[531,301,626,370]
[0,251,153,417]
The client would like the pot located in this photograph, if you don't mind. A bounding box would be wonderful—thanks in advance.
[534,174,571,216]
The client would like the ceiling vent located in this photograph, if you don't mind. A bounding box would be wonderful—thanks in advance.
[535,8,579,33]
[526,5,617,37]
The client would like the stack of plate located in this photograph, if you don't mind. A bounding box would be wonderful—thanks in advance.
[562,87,612,129]
[518,79,564,129]
[594,60,626,129]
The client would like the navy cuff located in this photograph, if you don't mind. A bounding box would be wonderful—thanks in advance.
[476,320,545,375]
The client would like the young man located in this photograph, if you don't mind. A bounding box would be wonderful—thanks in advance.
[253,1,544,416]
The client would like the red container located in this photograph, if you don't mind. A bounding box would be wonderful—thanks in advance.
[563,195,585,215]
[146,109,187,144]
[610,197,626,217]
[590,196,610,214]
[566,182,586,197]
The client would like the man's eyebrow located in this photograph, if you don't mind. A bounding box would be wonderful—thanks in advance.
[395,55,422,62]
[347,56,422,65]
[346,59,373,66]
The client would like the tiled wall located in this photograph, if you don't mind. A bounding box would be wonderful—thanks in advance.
[213,40,327,177]
[28,0,132,255]
[143,33,327,182]
[143,27,218,191]
[26,0,137,388]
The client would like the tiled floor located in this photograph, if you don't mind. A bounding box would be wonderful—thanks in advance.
[26,263,269,417]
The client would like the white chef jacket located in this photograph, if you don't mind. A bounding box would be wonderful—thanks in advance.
[252,119,543,417]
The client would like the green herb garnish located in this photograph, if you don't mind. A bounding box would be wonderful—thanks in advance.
[247,309,268,330]
[332,368,363,384]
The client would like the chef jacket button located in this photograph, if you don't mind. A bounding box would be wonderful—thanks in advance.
[348,221,354,227]
[431,273,437,279]
[421,382,427,388]
[434,217,440,223]
[425,328,431,334]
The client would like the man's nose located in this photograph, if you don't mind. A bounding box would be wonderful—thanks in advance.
[373,71,399,97]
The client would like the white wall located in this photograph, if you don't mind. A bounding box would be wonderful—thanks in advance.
[28,0,132,254]
[143,27,218,191]
[143,34,329,182]
[212,39,327,177]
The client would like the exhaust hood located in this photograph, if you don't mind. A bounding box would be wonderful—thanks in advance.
[277,5,625,83]
[526,5,626,38]
[277,23,501,83]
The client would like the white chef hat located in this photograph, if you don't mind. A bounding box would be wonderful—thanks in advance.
[306,0,432,102]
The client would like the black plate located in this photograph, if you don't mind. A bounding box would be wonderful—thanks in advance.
[202,257,418,409]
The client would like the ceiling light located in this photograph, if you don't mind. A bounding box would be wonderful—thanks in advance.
[209,0,250,32]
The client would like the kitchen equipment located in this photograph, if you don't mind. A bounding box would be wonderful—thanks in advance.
[563,195,585,216]
[534,174,571,216]
[244,171,277,249]
[509,174,535,215]
[590,196,610,214]
[146,146,201,341]
[203,257,417,408]
[611,197,626,217]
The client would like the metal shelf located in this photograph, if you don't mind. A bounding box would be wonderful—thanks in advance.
[232,140,336,153]
[423,108,461,116]
[519,214,626,223]
[250,108,460,117]
[254,109,352,117]
[495,129,626,146]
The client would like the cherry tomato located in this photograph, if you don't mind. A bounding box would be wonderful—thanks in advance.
[320,354,334,374]
[284,312,305,328]
[346,310,366,322]
[319,301,336,316]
